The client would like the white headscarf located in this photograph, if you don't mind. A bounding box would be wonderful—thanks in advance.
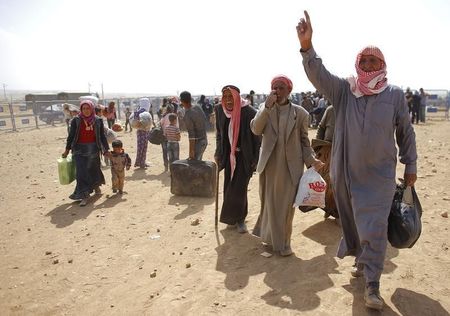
[139,98,151,112]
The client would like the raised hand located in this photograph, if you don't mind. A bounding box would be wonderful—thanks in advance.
[265,90,278,109]
[296,10,313,51]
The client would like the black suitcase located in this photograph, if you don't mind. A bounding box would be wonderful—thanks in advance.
[170,160,217,197]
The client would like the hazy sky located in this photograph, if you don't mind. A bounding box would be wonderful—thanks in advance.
[1,0,449,96]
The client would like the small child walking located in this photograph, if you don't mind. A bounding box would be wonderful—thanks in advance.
[164,113,181,165]
[110,140,132,194]
[125,107,132,132]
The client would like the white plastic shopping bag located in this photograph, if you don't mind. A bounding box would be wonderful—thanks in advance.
[139,112,153,129]
[293,167,327,208]
[105,127,118,144]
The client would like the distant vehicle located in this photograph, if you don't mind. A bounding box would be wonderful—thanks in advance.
[26,91,99,112]
[39,104,65,124]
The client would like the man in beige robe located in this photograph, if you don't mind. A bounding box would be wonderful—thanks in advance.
[251,75,323,256]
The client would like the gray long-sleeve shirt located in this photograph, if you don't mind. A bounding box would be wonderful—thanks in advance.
[183,105,207,140]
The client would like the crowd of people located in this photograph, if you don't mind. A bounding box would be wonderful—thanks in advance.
[58,10,450,312]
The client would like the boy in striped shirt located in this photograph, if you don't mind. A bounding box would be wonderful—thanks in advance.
[164,113,181,165]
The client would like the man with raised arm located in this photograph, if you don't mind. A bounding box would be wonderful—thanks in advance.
[297,11,417,311]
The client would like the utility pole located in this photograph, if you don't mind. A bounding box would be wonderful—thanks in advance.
[2,83,7,101]
[88,82,91,93]
[101,82,104,101]
[2,83,16,131]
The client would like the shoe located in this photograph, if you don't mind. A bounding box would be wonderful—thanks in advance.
[351,262,364,277]
[113,189,117,193]
[364,284,384,310]
[118,190,123,194]
[226,224,236,229]
[94,187,101,195]
[280,247,294,257]
[236,222,248,234]
[79,198,88,207]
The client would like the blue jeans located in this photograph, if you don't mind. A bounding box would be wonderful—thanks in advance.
[167,142,180,164]
[194,138,207,160]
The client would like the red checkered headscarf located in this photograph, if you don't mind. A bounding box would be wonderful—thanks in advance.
[271,75,293,92]
[348,46,388,97]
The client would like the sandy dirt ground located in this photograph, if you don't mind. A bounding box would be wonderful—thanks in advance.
[0,113,449,316]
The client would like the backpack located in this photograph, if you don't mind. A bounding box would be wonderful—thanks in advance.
[148,126,166,145]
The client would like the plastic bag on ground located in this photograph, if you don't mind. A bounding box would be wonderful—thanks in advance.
[112,122,123,132]
[293,167,326,208]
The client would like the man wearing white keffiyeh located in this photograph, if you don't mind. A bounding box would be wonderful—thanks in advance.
[214,85,261,233]
[297,10,417,311]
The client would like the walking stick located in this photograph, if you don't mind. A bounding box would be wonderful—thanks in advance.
[215,162,219,227]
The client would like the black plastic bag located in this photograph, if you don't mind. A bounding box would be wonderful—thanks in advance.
[388,184,422,249]
[148,127,166,145]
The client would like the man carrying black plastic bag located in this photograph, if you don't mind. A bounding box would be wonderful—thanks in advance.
[297,11,418,310]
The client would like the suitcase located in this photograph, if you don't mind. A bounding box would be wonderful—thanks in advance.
[170,160,217,197]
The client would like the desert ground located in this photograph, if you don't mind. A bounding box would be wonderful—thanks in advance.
[0,113,449,316]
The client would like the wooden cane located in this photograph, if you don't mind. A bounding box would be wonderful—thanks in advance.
[215,162,219,227]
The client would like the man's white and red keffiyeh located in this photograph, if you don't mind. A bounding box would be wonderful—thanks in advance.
[347,46,388,98]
